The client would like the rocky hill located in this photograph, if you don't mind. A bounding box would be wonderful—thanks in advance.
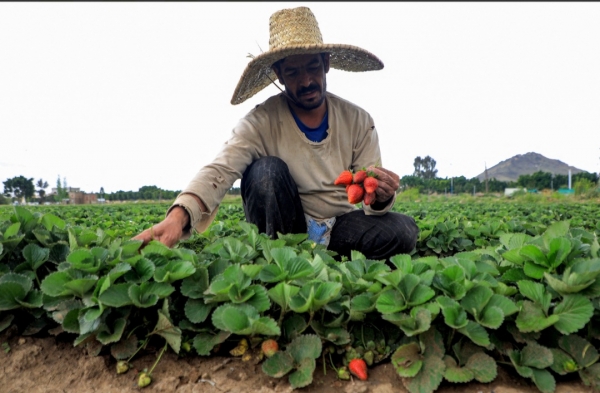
[476,152,587,182]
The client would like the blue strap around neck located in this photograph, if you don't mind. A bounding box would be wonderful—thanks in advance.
[290,107,329,142]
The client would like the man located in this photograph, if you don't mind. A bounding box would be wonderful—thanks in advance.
[133,6,418,260]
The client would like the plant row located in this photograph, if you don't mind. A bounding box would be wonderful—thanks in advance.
[0,205,599,392]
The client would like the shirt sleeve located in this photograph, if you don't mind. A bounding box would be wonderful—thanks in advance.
[170,110,269,234]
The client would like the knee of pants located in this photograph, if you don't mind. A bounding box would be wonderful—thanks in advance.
[244,156,289,180]
[380,217,419,255]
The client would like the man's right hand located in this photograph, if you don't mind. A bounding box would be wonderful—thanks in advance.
[132,206,190,249]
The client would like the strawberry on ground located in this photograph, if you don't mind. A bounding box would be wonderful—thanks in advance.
[347,184,364,204]
[363,192,376,206]
[334,170,353,186]
[353,170,367,184]
[348,358,368,381]
[261,339,279,358]
[364,177,378,194]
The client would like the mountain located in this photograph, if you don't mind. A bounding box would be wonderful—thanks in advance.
[475,152,587,182]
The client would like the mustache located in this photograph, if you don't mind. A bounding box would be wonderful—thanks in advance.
[297,84,319,96]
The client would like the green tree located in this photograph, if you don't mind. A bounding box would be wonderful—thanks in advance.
[3,176,35,201]
[36,179,49,201]
[54,175,69,202]
[413,155,438,179]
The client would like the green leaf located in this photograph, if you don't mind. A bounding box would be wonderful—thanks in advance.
[64,277,98,298]
[111,334,138,360]
[392,342,423,377]
[154,260,195,283]
[184,298,212,324]
[41,213,66,231]
[477,306,504,329]
[531,368,556,393]
[267,282,300,311]
[0,282,28,310]
[549,348,578,375]
[402,355,445,393]
[520,245,548,267]
[465,352,497,383]
[252,317,281,336]
[0,314,15,333]
[437,296,468,329]
[40,271,72,297]
[553,295,594,335]
[286,257,314,280]
[258,264,286,283]
[376,289,407,314]
[515,301,559,333]
[443,356,474,383]
[128,282,174,308]
[22,243,49,271]
[542,221,570,245]
[211,304,252,334]
[524,261,547,280]
[547,237,572,269]
[579,363,600,390]
[288,334,322,363]
[98,283,134,308]
[520,342,553,369]
[180,267,209,299]
[517,280,551,312]
[558,335,599,369]
[457,321,490,347]
[152,305,182,354]
[97,317,127,345]
[192,330,230,356]
[262,351,295,378]
[123,257,155,284]
[4,222,21,238]
[245,285,270,312]
[289,358,316,389]
[486,294,519,317]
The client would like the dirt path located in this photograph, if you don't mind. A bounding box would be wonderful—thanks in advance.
[0,331,588,393]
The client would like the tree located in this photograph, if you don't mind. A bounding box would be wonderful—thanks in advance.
[99,187,105,198]
[54,175,69,202]
[3,176,35,201]
[413,156,438,179]
[36,179,49,201]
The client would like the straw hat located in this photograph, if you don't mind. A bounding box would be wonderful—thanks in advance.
[230,7,384,105]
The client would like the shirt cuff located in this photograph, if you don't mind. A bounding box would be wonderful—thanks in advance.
[363,192,396,216]
[168,193,219,240]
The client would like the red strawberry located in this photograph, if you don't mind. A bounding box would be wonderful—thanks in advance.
[347,184,364,204]
[363,192,376,206]
[348,358,368,381]
[364,177,378,194]
[334,170,353,186]
[261,339,279,358]
[346,184,351,192]
[353,170,367,184]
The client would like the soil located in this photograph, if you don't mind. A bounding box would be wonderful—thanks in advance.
[0,328,589,393]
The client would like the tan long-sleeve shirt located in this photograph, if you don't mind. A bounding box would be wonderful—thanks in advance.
[171,92,395,236]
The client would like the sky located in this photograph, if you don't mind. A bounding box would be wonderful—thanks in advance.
[1,2,599,194]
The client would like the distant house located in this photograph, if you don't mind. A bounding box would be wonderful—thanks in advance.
[504,188,526,197]
[48,187,98,204]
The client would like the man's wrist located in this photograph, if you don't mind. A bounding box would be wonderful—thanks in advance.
[168,205,191,231]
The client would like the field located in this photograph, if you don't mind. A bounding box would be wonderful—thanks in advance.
[1,195,599,393]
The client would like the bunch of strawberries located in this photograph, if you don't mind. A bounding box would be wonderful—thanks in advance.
[334,168,378,205]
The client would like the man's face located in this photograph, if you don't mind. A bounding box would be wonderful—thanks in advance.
[273,53,330,111]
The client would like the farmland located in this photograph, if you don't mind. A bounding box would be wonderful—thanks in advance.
[1,196,599,393]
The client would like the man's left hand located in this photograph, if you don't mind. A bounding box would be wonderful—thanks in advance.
[367,166,400,203]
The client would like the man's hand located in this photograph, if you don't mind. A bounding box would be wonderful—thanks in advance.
[132,206,189,248]
[367,166,400,204]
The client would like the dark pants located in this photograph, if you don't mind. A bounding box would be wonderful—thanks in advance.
[241,156,419,260]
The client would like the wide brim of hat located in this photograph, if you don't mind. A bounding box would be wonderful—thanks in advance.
[231,43,384,105]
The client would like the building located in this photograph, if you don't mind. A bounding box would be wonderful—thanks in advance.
[48,187,98,204]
